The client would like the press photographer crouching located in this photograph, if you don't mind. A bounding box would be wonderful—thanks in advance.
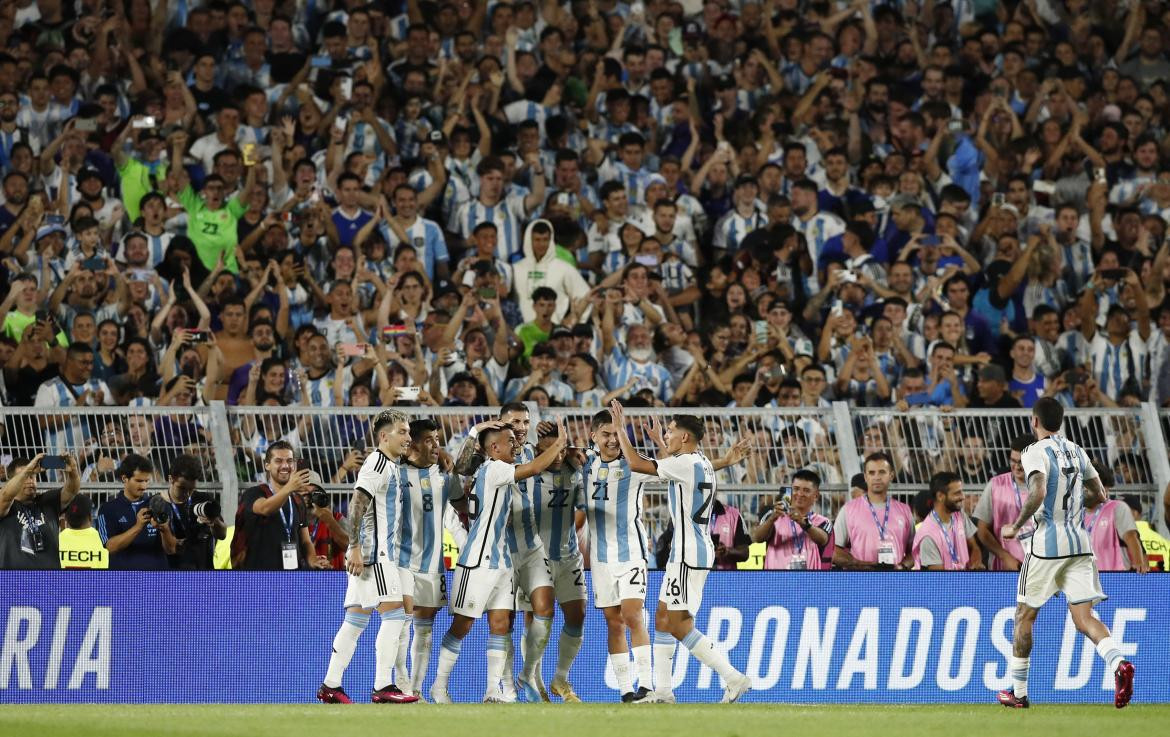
[0,453,82,569]
[160,453,226,570]
[96,454,177,570]
[304,470,349,570]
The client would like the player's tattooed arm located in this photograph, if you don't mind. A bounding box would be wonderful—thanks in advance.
[453,433,485,476]
[1083,475,1107,508]
[346,490,371,541]
[1011,471,1047,530]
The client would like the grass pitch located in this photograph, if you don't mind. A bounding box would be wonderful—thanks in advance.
[2,703,1166,737]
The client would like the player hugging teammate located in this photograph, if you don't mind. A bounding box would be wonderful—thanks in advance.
[317,403,751,704]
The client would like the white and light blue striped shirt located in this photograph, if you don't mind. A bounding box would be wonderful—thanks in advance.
[397,461,463,574]
[582,453,653,565]
[1021,434,1096,559]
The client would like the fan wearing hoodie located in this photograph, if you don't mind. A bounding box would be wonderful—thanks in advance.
[512,219,590,323]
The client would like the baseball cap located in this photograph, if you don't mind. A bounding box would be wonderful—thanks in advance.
[887,194,920,211]
[550,326,572,340]
[978,364,1007,383]
[683,21,703,40]
[304,470,325,490]
[36,224,67,241]
[571,324,594,338]
[734,173,758,189]
[715,75,736,91]
[77,168,103,183]
[430,279,459,303]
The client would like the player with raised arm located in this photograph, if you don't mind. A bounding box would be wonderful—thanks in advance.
[519,423,589,703]
[317,410,418,704]
[609,401,752,704]
[582,409,657,703]
[452,403,550,701]
[430,417,568,703]
[397,419,466,700]
[997,397,1137,709]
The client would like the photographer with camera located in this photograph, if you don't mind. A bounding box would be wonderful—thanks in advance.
[0,453,81,569]
[160,453,226,570]
[96,453,177,570]
[234,441,330,570]
[304,470,349,570]
[751,470,833,570]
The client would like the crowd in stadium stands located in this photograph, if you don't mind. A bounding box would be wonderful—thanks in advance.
[3,0,1170,570]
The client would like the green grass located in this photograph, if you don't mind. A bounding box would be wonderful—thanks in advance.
[1,704,1166,737]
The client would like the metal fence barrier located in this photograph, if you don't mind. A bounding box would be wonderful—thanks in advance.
[1,402,1166,536]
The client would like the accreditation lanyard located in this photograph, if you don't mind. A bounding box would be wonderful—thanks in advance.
[868,499,891,541]
[278,496,294,543]
[788,517,807,552]
[1085,505,1106,536]
[932,510,960,564]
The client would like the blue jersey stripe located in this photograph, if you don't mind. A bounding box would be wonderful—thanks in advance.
[1043,448,1059,557]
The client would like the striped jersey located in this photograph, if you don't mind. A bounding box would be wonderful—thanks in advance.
[659,452,717,569]
[582,452,653,565]
[454,194,529,263]
[396,461,464,574]
[1020,434,1099,559]
[507,445,543,554]
[458,458,518,570]
[353,449,403,566]
[532,465,583,561]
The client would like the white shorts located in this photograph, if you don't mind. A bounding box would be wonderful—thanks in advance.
[343,555,403,610]
[512,547,553,608]
[408,571,448,609]
[591,558,648,609]
[659,561,709,614]
[451,565,514,619]
[1017,554,1107,609]
[399,566,415,600]
[518,554,588,610]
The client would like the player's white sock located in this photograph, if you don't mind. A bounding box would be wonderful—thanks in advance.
[681,629,740,683]
[554,622,583,682]
[432,632,463,692]
[609,652,634,695]
[521,615,552,682]
[502,636,517,696]
[632,644,653,691]
[394,618,411,685]
[410,618,434,695]
[654,631,676,692]
[1095,637,1125,671]
[1009,656,1030,698]
[323,611,370,688]
[486,634,508,697]
[373,608,407,690]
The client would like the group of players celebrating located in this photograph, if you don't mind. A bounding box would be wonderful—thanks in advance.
[315,400,751,704]
[312,397,1136,708]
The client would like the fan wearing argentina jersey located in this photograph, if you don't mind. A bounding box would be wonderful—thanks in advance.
[583,409,657,704]
[609,401,752,704]
[516,425,589,704]
[996,397,1135,710]
[454,155,546,263]
[430,417,567,704]
[396,419,466,700]
[317,410,418,705]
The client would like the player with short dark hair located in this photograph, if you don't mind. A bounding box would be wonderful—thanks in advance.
[996,397,1136,709]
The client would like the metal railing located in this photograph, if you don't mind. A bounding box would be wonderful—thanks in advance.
[1,402,1166,535]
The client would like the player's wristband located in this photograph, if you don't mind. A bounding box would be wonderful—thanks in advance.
[469,427,480,439]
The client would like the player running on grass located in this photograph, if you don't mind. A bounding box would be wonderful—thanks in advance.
[608,401,752,704]
[430,417,568,703]
[997,397,1138,709]
[317,410,419,704]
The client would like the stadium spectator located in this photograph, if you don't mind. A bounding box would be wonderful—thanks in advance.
[0,453,80,569]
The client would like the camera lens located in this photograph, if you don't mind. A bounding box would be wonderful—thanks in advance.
[192,500,221,519]
[148,495,171,525]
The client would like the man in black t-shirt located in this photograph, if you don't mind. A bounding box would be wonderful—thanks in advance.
[0,453,81,570]
[234,440,329,571]
[162,453,226,570]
